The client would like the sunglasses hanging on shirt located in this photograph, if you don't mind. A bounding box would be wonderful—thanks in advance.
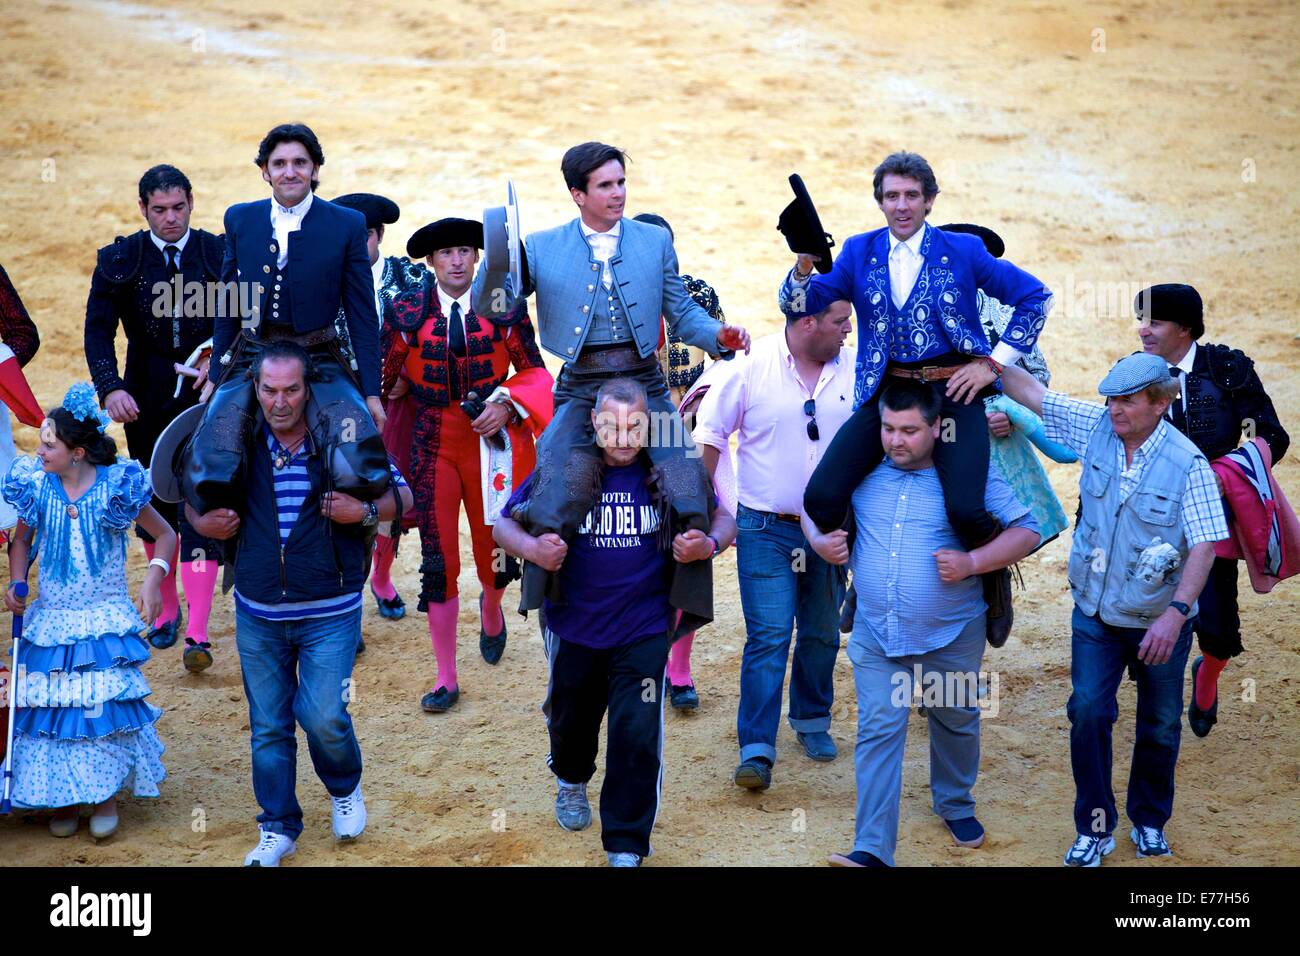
[804,398,819,441]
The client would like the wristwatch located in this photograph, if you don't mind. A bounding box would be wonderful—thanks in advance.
[1168,600,1191,617]
[707,534,721,558]
[362,501,379,528]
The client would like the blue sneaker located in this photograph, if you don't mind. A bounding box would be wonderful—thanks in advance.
[669,683,699,712]
[797,731,838,762]
[1130,825,1172,858]
[1064,834,1116,867]
[828,850,888,867]
[607,852,642,867]
[944,815,985,848]
[555,781,591,831]
[733,758,772,790]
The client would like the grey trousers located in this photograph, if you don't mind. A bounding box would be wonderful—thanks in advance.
[847,613,986,866]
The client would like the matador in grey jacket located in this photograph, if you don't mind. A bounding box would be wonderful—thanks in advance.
[476,143,750,629]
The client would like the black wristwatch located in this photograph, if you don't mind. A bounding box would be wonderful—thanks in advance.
[1168,600,1191,617]
[362,501,379,528]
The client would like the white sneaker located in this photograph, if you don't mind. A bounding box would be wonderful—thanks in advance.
[331,782,367,841]
[244,827,296,867]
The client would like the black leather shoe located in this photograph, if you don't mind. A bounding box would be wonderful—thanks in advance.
[1188,657,1218,738]
[148,616,181,650]
[733,758,772,790]
[372,588,406,620]
[421,685,460,713]
[479,593,507,665]
[182,638,213,673]
[983,567,1014,648]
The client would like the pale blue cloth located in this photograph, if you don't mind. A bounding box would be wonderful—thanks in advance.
[984,393,1075,544]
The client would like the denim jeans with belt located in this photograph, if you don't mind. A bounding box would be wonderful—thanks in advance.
[235,605,364,841]
[735,503,845,764]
[1068,606,1194,837]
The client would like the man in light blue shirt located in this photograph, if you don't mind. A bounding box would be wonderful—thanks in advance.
[806,379,1039,866]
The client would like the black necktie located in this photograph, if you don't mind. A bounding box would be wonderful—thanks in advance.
[448,301,466,358]
[1169,367,1187,432]
[165,245,182,348]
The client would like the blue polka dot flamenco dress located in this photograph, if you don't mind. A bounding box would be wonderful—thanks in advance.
[2,455,166,809]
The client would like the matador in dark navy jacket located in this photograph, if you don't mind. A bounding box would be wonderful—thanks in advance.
[181,123,390,533]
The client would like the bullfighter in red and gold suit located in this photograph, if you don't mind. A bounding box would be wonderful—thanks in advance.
[381,217,553,713]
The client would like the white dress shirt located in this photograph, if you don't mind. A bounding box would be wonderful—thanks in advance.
[370,256,386,326]
[579,219,620,289]
[149,228,191,262]
[887,222,927,310]
[270,191,313,269]
[437,283,472,339]
[693,331,856,515]
[1167,340,1197,419]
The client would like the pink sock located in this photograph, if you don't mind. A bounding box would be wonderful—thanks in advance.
[370,534,398,601]
[143,540,180,626]
[481,585,505,635]
[667,631,695,687]
[1196,653,1228,710]
[181,558,220,644]
[428,599,459,691]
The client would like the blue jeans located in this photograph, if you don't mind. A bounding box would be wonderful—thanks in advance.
[735,504,845,764]
[235,606,364,840]
[1068,606,1193,837]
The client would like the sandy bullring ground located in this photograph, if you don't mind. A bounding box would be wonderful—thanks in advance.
[0,0,1296,866]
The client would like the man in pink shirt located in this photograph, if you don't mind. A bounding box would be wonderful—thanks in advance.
[693,299,855,789]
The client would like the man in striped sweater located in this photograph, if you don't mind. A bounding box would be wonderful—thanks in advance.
[186,341,413,866]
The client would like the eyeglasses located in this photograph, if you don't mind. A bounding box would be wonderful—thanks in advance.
[804,399,819,441]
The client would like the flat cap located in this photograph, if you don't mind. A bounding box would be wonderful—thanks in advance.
[1098,351,1175,397]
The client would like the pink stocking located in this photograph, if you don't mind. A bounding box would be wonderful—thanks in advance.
[143,540,180,627]
[181,558,220,643]
[370,534,398,601]
[481,585,505,636]
[427,598,460,691]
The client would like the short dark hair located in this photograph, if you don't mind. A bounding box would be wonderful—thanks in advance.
[255,123,325,169]
[252,340,314,384]
[872,151,940,203]
[632,212,673,242]
[138,164,192,203]
[562,142,626,192]
[877,379,941,425]
[47,407,118,466]
[787,298,851,325]
[594,376,647,410]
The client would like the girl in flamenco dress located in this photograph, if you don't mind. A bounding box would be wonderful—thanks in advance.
[2,383,174,839]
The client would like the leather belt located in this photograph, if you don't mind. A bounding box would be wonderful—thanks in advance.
[249,323,339,348]
[573,344,654,373]
[887,363,966,383]
[774,512,801,524]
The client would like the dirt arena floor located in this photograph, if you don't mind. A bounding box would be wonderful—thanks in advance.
[0,0,1296,866]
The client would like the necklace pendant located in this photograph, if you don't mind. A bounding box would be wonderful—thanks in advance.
[66,503,79,519]
[274,453,287,470]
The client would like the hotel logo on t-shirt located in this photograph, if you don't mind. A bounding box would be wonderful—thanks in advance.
[577,490,661,549]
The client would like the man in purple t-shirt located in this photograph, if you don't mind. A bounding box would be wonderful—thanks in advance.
[494,376,735,867]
